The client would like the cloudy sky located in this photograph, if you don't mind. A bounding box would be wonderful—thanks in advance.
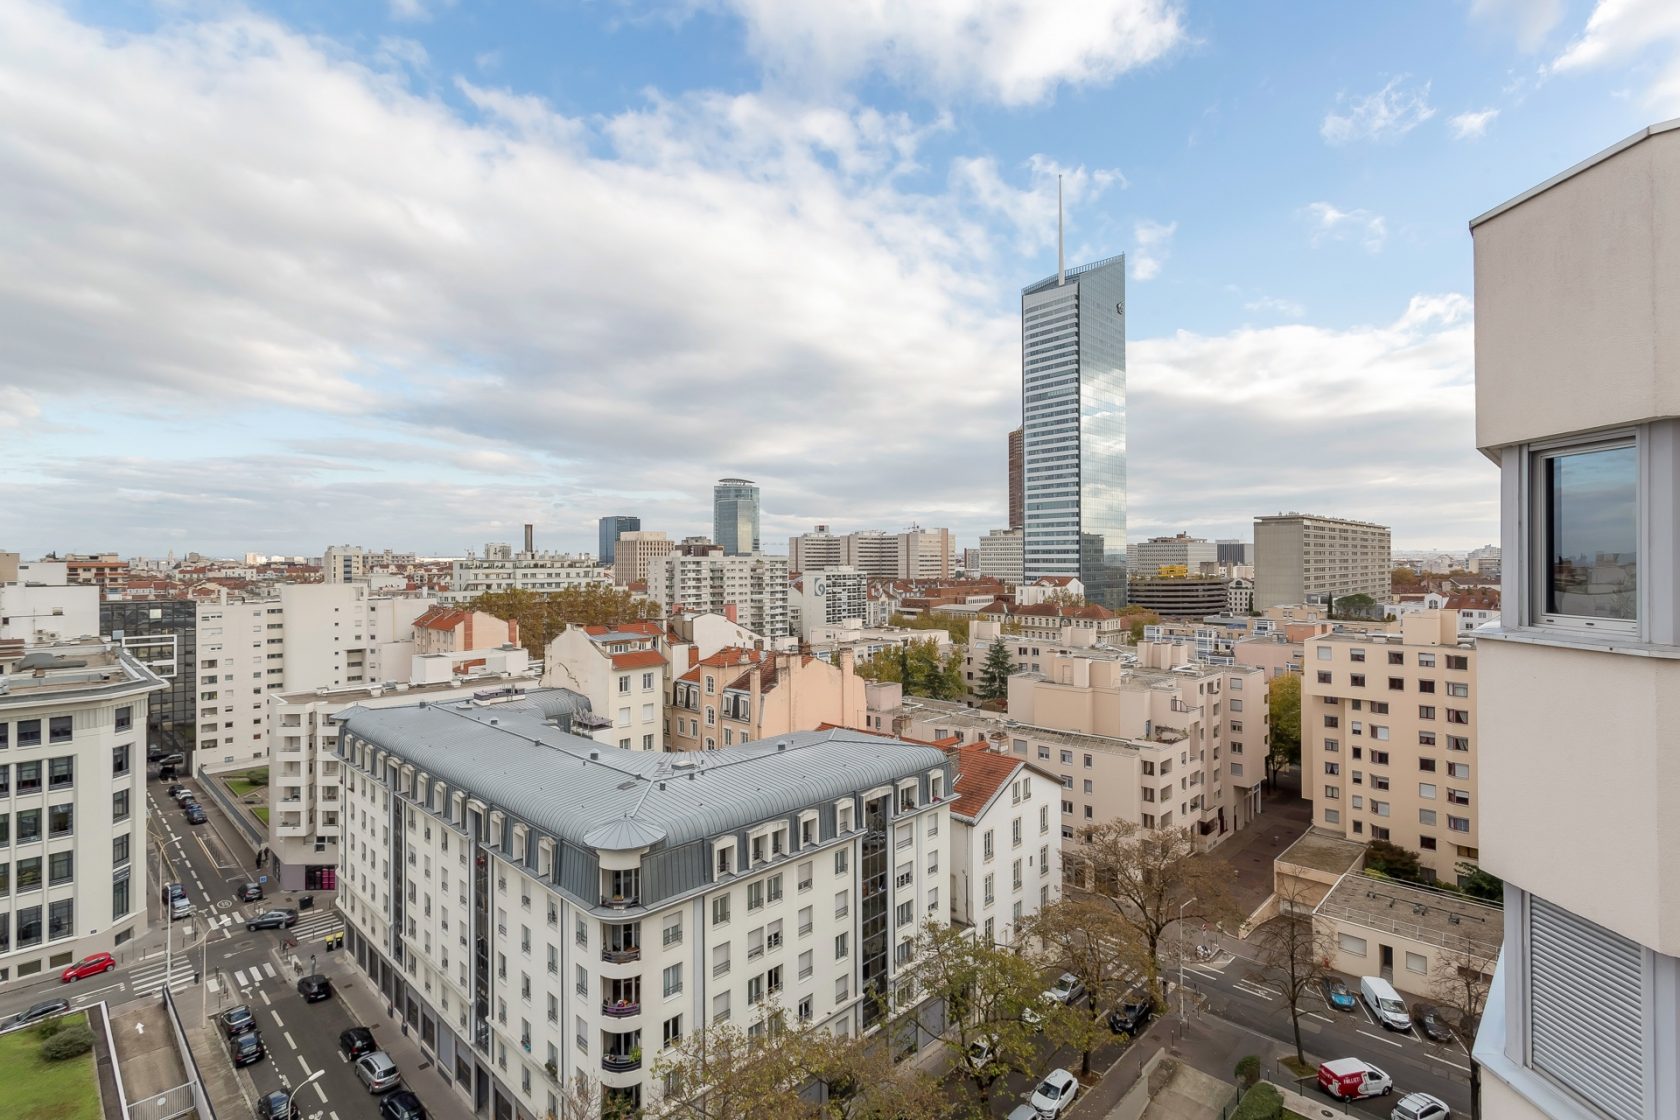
[3,0,1676,559]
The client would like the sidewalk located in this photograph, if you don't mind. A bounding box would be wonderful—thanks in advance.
[320,952,476,1120]
[1204,772,1312,916]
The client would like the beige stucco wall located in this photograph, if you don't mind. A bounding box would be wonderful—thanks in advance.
[1480,637,1680,953]
[1317,912,1470,997]
[1474,125,1680,451]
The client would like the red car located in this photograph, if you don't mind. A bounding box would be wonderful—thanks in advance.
[61,953,116,982]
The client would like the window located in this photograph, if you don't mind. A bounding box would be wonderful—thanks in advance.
[1339,932,1367,955]
[747,881,764,911]
[112,743,130,776]
[48,756,73,789]
[663,1016,681,1050]
[1371,751,1390,766]
[1317,671,1332,684]
[48,804,73,837]
[113,789,130,821]
[982,831,994,861]
[1388,651,1405,666]
[1447,709,1469,724]
[1011,819,1022,847]
[1420,836,1438,850]
[1446,654,1470,671]
[1323,808,1339,824]
[663,963,682,997]
[1323,715,1339,729]
[1535,440,1638,630]
[983,874,994,904]
[1419,783,1437,799]
[1448,762,1470,779]
[1419,706,1436,720]
[834,931,848,959]
[712,895,731,926]
[1448,816,1471,832]
[1447,682,1469,698]
[1323,786,1340,799]
[1419,679,1437,694]
[115,706,133,731]
[834,848,848,875]
[663,913,682,947]
[113,833,130,865]
[1419,758,1437,772]
[1528,896,1645,1115]
[1419,809,1437,826]
[48,716,72,744]
[834,890,848,918]
[1350,649,1365,663]
[1324,762,1340,776]
[1316,646,1331,661]
[1350,674,1366,688]
[17,720,40,747]
[48,851,73,885]
[1419,731,1437,746]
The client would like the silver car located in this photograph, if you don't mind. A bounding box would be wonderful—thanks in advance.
[356,1050,401,1094]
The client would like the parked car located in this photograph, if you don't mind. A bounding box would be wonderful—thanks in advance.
[162,881,186,902]
[340,1026,377,1060]
[1360,976,1414,1031]
[1318,1058,1392,1100]
[157,753,186,768]
[1006,1108,1041,1120]
[164,782,185,798]
[1018,1004,1044,1032]
[220,1005,256,1037]
[965,1038,995,1071]
[356,1051,401,1093]
[237,882,264,903]
[1391,1092,1451,1120]
[1044,972,1086,1006]
[255,1090,300,1120]
[170,895,193,921]
[1321,976,1358,1012]
[1107,988,1152,1035]
[228,1029,266,1068]
[1412,1003,1455,1043]
[147,745,168,763]
[6,999,69,1027]
[297,974,333,1003]
[172,787,195,805]
[380,1090,429,1120]
[246,908,298,931]
[185,805,207,825]
[1029,1068,1079,1117]
[158,765,179,781]
[61,953,117,982]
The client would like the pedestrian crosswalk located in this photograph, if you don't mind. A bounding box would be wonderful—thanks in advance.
[201,907,344,942]
[129,958,198,997]
[231,961,281,990]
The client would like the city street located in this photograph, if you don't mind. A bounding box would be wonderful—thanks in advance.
[1179,940,1472,1118]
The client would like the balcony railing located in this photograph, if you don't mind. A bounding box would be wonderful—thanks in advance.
[601,946,641,964]
[602,1053,642,1072]
[600,895,640,910]
[602,1001,641,1019]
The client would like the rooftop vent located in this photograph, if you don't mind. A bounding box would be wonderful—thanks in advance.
[589,750,600,761]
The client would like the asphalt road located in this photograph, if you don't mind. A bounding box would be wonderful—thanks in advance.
[1180,940,1473,1118]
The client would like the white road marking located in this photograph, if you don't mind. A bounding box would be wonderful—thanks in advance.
[234,969,249,987]
[263,962,278,979]
[1188,965,1223,979]
[271,1011,285,1028]
[1234,980,1276,1000]
[70,982,123,1000]
[1307,1012,1334,1024]
[1358,999,1377,1025]
[313,1082,328,1104]
[299,1056,315,1076]
[259,990,272,1006]
[1357,1028,1402,1048]
[284,1031,297,1050]
[1427,1052,1471,1073]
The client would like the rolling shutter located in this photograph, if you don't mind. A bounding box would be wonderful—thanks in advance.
[1528,896,1645,1120]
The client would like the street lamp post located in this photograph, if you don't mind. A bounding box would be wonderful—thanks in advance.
[287,1067,326,1116]
[1178,896,1198,1020]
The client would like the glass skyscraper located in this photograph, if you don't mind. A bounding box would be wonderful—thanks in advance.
[712,478,761,555]
[1021,254,1128,609]
[597,515,639,566]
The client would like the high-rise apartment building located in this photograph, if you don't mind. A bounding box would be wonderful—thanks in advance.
[610,531,674,588]
[712,479,761,556]
[787,525,844,573]
[1253,513,1392,610]
[788,526,955,580]
[444,551,610,603]
[1302,611,1477,883]
[1008,426,1024,530]
[792,566,869,640]
[334,708,951,1119]
[0,640,163,981]
[898,526,954,581]
[1215,540,1252,568]
[597,516,640,567]
[978,529,1025,585]
[1021,254,1128,609]
[1132,533,1218,575]
[1469,122,1680,1120]
[651,549,789,638]
[322,545,366,584]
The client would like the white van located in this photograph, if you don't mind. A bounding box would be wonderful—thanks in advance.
[1360,976,1413,1031]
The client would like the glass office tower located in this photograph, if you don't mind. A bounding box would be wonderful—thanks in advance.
[597,515,639,566]
[1021,254,1128,609]
[712,479,761,556]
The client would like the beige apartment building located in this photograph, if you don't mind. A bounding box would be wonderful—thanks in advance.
[610,530,674,587]
[878,640,1268,843]
[1469,121,1680,1120]
[1302,610,1477,883]
[668,646,866,751]
[1253,512,1391,610]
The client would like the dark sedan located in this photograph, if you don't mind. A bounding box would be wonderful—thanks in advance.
[340,1026,377,1060]
[1413,1003,1456,1043]
[297,974,333,1003]
[219,1005,255,1037]
[1108,989,1153,1036]
[237,882,264,903]
[228,1029,266,1068]
[185,805,207,825]
[246,908,298,931]
[380,1090,428,1120]
[256,1091,300,1120]
[6,999,69,1027]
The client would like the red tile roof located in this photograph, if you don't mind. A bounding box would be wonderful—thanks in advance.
[943,741,1023,821]
[583,621,664,637]
[677,646,766,683]
[413,606,469,632]
[610,649,667,671]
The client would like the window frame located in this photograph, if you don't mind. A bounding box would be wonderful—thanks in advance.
[1526,431,1643,638]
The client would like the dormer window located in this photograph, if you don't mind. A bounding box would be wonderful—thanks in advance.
[715,840,737,879]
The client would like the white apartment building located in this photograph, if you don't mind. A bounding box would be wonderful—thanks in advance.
[788,528,955,581]
[899,527,955,581]
[610,533,673,589]
[792,567,869,641]
[542,622,668,752]
[195,584,439,769]
[844,531,900,579]
[1470,121,1680,1120]
[1303,611,1478,883]
[978,529,1024,585]
[323,545,367,584]
[445,551,610,603]
[0,641,163,983]
[1253,513,1392,611]
[0,565,99,645]
[1131,534,1219,575]
[651,550,789,639]
[787,525,844,573]
[943,741,1062,947]
[267,648,539,891]
[335,706,953,1119]
[1226,577,1254,616]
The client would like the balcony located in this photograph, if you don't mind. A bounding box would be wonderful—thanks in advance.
[602,1000,641,1019]
[601,1053,641,1073]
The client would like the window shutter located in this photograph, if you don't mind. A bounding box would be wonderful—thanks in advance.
[1528,896,1645,1120]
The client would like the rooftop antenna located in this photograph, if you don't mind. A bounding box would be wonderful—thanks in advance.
[1057,173,1066,286]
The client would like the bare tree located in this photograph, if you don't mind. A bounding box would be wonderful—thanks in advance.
[1072,820,1237,1002]
[1432,942,1498,1036]
[1251,883,1336,1066]
[1021,898,1151,1075]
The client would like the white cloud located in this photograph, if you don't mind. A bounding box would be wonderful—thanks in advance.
[1321,76,1436,145]
[950,155,1126,254]
[0,386,40,429]
[1449,108,1500,139]
[1303,202,1388,253]
[1243,295,1305,318]
[1469,0,1565,51]
[1130,219,1177,281]
[707,0,1188,106]
[388,0,451,22]
[1551,0,1680,111]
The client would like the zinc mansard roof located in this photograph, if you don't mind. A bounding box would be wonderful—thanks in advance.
[340,699,950,852]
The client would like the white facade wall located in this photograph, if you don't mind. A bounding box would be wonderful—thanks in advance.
[793,568,869,641]
[951,767,1062,947]
[445,556,610,603]
[978,529,1024,585]
[653,554,790,639]
[0,582,100,644]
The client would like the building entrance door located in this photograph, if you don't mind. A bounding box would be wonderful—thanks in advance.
[1380,944,1394,981]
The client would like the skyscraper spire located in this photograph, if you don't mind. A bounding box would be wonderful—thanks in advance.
[1057,173,1065,286]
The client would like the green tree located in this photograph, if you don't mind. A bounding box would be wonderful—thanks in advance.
[975,638,1015,703]
[1044,588,1087,609]
[1365,839,1426,883]
[1456,861,1504,902]
[862,638,963,701]
[889,611,970,645]
[1266,672,1302,782]
[854,648,904,687]
[1021,898,1151,1076]
[465,585,658,659]
[1331,593,1380,620]
[1118,605,1162,642]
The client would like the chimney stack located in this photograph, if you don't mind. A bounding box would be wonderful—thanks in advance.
[524,524,534,554]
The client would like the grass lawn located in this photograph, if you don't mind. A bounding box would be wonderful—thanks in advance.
[226,768,269,800]
[0,1013,103,1120]
[253,807,270,824]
